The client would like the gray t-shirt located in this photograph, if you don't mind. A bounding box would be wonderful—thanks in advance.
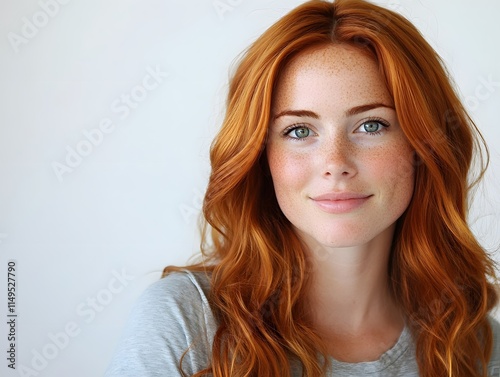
[105,270,500,376]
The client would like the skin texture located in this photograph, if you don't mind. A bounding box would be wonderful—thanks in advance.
[267,43,414,251]
[266,43,416,362]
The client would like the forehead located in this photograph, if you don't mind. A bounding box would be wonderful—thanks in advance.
[272,44,393,112]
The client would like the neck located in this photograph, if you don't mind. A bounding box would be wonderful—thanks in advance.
[302,225,403,336]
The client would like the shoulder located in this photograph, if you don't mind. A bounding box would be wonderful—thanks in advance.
[488,314,500,375]
[129,269,214,332]
[139,269,212,312]
[104,269,217,377]
[489,314,500,347]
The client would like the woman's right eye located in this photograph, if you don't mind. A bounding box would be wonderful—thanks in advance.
[284,126,312,139]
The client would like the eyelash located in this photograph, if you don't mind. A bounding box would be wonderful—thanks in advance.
[360,117,390,136]
[282,117,390,140]
[282,124,312,141]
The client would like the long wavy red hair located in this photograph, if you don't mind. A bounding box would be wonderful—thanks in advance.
[164,0,498,376]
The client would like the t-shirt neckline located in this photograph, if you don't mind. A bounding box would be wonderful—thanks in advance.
[328,325,412,374]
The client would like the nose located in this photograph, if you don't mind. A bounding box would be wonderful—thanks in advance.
[321,135,357,178]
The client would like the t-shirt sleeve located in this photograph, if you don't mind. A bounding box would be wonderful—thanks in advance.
[104,271,216,377]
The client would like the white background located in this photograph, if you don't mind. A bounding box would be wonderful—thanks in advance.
[0,0,499,376]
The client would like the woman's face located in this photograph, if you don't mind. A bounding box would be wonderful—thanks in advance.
[266,44,415,250]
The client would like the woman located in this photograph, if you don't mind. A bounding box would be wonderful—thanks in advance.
[105,0,500,376]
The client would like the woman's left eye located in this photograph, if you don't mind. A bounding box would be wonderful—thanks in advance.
[356,119,389,135]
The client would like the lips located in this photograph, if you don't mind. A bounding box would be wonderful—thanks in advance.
[310,192,372,214]
[312,192,371,201]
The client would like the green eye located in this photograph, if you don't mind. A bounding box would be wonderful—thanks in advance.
[287,126,311,139]
[363,121,382,133]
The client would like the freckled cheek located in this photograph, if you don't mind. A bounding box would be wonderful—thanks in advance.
[267,147,309,195]
[372,145,415,204]
[394,144,416,180]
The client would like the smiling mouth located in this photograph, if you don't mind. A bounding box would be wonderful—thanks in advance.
[310,194,372,214]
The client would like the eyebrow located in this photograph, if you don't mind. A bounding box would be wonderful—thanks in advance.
[345,103,395,117]
[272,103,394,121]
